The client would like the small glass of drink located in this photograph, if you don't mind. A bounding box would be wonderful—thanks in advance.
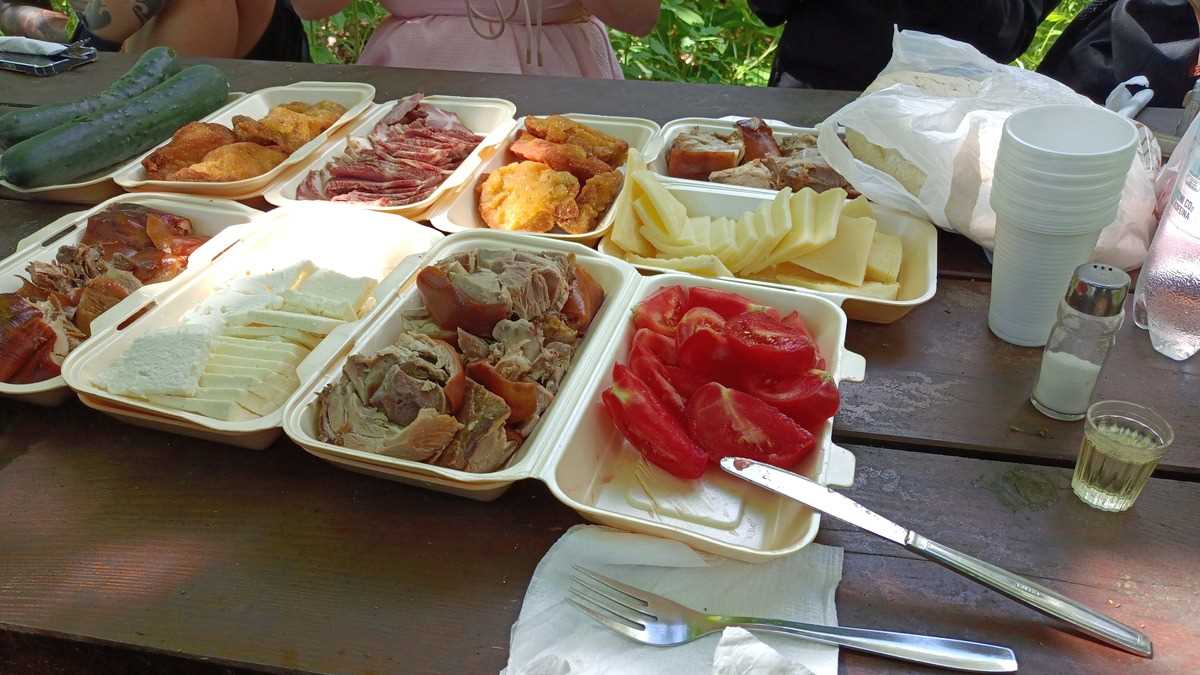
[1072,401,1174,512]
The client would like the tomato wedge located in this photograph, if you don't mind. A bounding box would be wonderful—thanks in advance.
[687,287,771,319]
[725,310,816,375]
[664,364,709,398]
[740,368,840,431]
[630,352,686,420]
[675,307,732,377]
[629,328,677,366]
[685,382,816,468]
[603,364,708,479]
[632,285,688,336]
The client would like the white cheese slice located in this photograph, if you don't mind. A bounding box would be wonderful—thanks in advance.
[96,325,213,398]
[146,394,241,421]
[865,231,903,284]
[186,289,283,321]
[202,362,297,388]
[280,290,358,321]
[294,269,376,316]
[227,260,315,295]
[231,309,343,335]
[200,373,264,389]
[221,325,322,349]
[214,336,308,360]
[206,354,299,379]
[210,342,305,367]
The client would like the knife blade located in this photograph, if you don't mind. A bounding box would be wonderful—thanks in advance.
[721,456,1154,658]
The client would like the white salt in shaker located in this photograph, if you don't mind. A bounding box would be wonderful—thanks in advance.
[1032,263,1131,421]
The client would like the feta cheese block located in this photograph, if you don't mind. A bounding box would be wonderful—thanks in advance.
[226,260,315,295]
[294,269,376,313]
[96,325,214,398]
[280,290,359,321]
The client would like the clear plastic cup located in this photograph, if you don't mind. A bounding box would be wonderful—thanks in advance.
[988,214,1104,346]
[1073,401,1173,512]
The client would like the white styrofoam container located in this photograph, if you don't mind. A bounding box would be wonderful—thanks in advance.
[428,114,660,243]
[113,82,375,198]
[60,203,444,448]
[263,96,517,219]
[646,116,817,191]
[599,181,938,324]
[0,94,245,205]
[282,235,864,562]
[0,193,262,406]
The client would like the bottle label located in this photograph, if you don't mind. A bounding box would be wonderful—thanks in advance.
[1170,158,1200,236]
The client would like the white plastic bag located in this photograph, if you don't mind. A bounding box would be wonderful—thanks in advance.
[817,29,1159,270]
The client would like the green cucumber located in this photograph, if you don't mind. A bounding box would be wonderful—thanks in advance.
[1,64,229,188]
[0,47,180,149]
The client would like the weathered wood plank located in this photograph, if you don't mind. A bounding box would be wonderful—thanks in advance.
[0,402,1194,674]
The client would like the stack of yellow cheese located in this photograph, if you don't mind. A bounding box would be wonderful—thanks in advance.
[604,158,902,300]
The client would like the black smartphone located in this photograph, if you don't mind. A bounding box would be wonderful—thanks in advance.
[0,49,96,77]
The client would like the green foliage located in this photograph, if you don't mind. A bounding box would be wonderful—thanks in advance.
[303,0,390,65]
[608,1,781,86]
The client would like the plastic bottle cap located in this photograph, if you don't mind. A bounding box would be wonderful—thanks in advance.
[1064,263,1131,316]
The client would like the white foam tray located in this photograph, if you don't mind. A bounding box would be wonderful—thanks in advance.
[112,82,375,199]
[599,181,938,324]
[60,203,443,448]
[283,233,864,562]
[428,113,660,243]
[646,116,817,191]
[0,193,262,406]
[264,95,517,220]
[0,93,245,205]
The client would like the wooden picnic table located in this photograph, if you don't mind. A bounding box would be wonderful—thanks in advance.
[0,55,1196,675]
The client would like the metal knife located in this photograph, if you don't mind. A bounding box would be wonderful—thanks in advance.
[720,457,1153,658]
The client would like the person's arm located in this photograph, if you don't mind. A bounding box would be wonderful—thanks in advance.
[582,0,659,36]
[0,1,68,41]
[289,0,351,21]
[68,0,169,43]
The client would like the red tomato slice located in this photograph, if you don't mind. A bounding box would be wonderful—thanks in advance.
[633,285,688,336]
[664,364,709,398]
[725,310,816,375]
[630,352,686,420]
[675,307,732,377]
[687,287,771,319]
[740,369,840,431]
[603,364,707,479]
[779,310,815,340]
[629,328,678,366]
[685,382,816,468]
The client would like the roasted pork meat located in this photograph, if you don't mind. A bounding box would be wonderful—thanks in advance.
[297,93,484,207]
[317,248,602,473]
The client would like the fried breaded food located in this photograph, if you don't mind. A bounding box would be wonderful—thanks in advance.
[562,170,623,234]
[232,101,345,153]
[282,100,347,128]
[509,132,613,181]
[478,161,580,233]
[168,142,288,182]
[142,122,236,180]
[524,116,629,167]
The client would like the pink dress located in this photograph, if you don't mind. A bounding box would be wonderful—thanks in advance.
[358,1,624,79]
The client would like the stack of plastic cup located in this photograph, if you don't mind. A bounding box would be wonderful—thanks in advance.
[988,104,1137,347]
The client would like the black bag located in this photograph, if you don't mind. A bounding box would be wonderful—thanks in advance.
[1038,0,1199,107]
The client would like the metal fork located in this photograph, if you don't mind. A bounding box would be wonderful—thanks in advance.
[569,566,1018,673]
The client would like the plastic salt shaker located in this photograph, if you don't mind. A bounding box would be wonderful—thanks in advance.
[1031,263,1131,421]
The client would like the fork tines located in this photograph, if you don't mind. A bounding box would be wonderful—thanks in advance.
[568,566,656,641]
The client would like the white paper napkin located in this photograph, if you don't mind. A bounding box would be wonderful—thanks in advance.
[504,525,843,675]
[0,36,67,56]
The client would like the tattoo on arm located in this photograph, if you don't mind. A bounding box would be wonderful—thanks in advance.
[81,0,112,30]
[131,0,165,25]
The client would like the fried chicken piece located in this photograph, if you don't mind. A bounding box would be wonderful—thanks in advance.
[478,161,580,233]
[232,102,342,153]
[524,116,629,167]
[509,132,613,181]
[168,142,287,182]
[142,122,236,180]
[562,170,623,234]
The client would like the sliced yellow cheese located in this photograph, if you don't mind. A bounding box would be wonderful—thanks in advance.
[632,170,688,238]
[754,187,847,273]
[609,150,655,256]
[763,263,900,300]
[708,217,741,269]
[640,219,709,258]
[723,211,758,274]
[626,253,733,278]
[791,208,877,286]
[865,231,903,283]
[841,194,872,219]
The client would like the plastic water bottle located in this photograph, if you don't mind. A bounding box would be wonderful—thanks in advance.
[1133,152,1200,360]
